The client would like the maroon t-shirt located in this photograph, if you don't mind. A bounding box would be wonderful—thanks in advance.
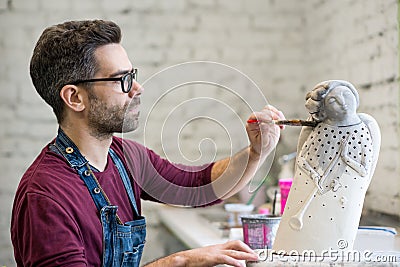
[11,137,219,266]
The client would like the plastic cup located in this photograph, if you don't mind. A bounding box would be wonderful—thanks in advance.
[279,178,293,215]
[241,214,281,249]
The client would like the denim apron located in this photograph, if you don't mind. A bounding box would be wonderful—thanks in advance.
[51,128,146,267]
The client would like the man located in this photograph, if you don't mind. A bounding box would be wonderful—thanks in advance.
[11,20,285,267]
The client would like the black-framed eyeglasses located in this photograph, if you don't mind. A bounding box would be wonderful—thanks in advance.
[69,69,138,93]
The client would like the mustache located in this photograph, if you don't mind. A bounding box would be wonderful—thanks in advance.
[130,97,140,106]
[124,97,141,113]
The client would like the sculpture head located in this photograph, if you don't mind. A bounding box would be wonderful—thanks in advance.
[305,80,360,126]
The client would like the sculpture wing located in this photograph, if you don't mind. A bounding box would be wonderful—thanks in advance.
[358,113,381,177]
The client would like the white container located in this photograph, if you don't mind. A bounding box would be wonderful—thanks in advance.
[224,203,254,227]
[354,226,397,252]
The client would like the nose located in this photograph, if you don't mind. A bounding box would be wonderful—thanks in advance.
[337,92,346,106]
[129,80,143,98]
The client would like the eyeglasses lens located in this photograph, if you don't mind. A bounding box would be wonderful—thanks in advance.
[123,73,133,93]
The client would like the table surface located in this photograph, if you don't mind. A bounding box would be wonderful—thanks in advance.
[158,204,400,266]
[158,204,229,248]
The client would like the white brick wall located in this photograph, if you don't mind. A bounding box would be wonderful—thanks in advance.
[0,0,398,265]
[302,0,399,218]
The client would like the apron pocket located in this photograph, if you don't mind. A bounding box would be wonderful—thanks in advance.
[121,244,144,267]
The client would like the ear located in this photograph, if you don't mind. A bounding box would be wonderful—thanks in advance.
[60,85,86,112]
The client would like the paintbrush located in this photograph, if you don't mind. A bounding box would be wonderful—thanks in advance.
[247,119,318,127]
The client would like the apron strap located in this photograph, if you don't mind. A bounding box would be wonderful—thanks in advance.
[53,128,111,211]
[76,164,111,212]
[54,128,139,217]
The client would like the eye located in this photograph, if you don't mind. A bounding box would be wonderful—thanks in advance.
[327,97,336,104]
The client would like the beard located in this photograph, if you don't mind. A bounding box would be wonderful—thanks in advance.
[87,91,140,140]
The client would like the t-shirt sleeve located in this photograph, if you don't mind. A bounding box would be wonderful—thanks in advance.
[12,192,87,267]
[121,140,222,207]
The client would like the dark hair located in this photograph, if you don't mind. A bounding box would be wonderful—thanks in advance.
[30,20,122,123]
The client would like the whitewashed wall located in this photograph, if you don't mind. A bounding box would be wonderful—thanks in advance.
[301,0,399,217]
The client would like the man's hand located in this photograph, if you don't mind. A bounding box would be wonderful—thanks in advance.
[145,240,259,267]
[211,105,285,199]
[246,105,285,159]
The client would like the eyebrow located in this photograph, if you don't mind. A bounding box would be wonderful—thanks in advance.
[109,69,133,78]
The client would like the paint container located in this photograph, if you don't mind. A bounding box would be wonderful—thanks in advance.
[279,178,293,215]
[241,214,281,249]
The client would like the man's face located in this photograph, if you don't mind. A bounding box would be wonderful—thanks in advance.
[87,90,140,136]
[323,86,357,121]
[86,44,141,138]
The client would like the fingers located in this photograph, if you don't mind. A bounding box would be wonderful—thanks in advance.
[247,105,286,129]
[223,249,258,261]
[263,105,285,120]
[246,105,283,156]
[216,241,258,267]
[214,255,246,267]
[221,240,258,261]
[259,105,285,121]
[190,241,258,267]
[223,240,256,255]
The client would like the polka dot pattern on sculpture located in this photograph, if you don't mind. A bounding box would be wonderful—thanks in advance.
[297,122,373,194]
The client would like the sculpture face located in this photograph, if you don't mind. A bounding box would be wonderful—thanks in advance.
[323,86,357,124]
